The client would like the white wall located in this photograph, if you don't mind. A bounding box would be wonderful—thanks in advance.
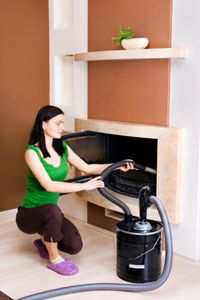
[49,0,88,221]
[49,0,88,132]
[170,0,200,260]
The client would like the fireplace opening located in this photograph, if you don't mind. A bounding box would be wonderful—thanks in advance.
[65,131,157,198]
[106,134,157,197]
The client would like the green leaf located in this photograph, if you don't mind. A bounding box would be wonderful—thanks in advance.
[112,25,135,45]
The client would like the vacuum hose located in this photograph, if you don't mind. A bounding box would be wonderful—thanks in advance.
[18,160,173,300]
[98,161,132,219]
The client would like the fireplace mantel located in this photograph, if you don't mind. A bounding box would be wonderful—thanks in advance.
[75,118,182,224]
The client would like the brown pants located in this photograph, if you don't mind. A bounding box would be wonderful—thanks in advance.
[16,204,83,254]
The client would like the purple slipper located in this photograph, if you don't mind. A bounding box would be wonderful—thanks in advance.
[47,259,79,275]
[34,239,49,259]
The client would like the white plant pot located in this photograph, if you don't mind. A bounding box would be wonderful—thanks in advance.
[121,38,149,50]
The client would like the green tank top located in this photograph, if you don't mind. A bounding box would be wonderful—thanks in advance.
[21,142,69,208]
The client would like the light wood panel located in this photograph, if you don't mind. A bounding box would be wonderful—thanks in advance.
[1,209,200,300]
[72,48,186,62]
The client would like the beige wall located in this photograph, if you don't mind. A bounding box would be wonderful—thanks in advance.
[0,0,49,211]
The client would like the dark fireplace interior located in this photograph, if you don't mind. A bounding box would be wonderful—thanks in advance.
[64,131,157,198]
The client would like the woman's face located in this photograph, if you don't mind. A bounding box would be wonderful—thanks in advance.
[43,114,65,139]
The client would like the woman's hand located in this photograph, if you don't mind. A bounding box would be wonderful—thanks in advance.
[118,161,135,172]
[83,176,105,191]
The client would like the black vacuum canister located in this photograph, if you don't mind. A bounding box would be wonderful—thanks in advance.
[116,217,163,283]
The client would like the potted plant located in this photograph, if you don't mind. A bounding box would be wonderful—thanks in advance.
[112,25,149,50]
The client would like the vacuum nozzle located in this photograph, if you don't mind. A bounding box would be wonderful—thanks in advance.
[134,162,157,175]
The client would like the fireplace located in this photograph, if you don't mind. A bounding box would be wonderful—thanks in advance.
[66,132,157,198]
[65,119,182,224]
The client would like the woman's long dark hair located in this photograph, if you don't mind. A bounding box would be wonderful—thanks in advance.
[29,105,65,158]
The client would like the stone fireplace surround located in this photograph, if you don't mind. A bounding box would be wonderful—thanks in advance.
[75,118,182,224]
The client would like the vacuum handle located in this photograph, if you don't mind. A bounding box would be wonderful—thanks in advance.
[60,174,97,195]
[64,174,96,183]
[100,159,134,180]
[62,130,97,140]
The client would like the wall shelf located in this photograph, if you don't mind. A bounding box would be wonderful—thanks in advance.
[66,48,186,62]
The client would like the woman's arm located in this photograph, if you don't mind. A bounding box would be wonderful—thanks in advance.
[25,149,104,193]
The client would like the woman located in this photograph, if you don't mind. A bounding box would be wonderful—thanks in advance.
[16,105,133,276]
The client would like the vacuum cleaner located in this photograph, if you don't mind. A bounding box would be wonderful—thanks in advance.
[18,159,173,300]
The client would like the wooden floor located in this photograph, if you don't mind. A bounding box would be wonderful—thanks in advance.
[1,209,200,300]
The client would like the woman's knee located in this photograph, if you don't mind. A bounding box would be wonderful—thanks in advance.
[70,237,83,254]
[58,234,83,254]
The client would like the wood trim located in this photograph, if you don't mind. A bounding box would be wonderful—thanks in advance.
[71,48,186,62]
